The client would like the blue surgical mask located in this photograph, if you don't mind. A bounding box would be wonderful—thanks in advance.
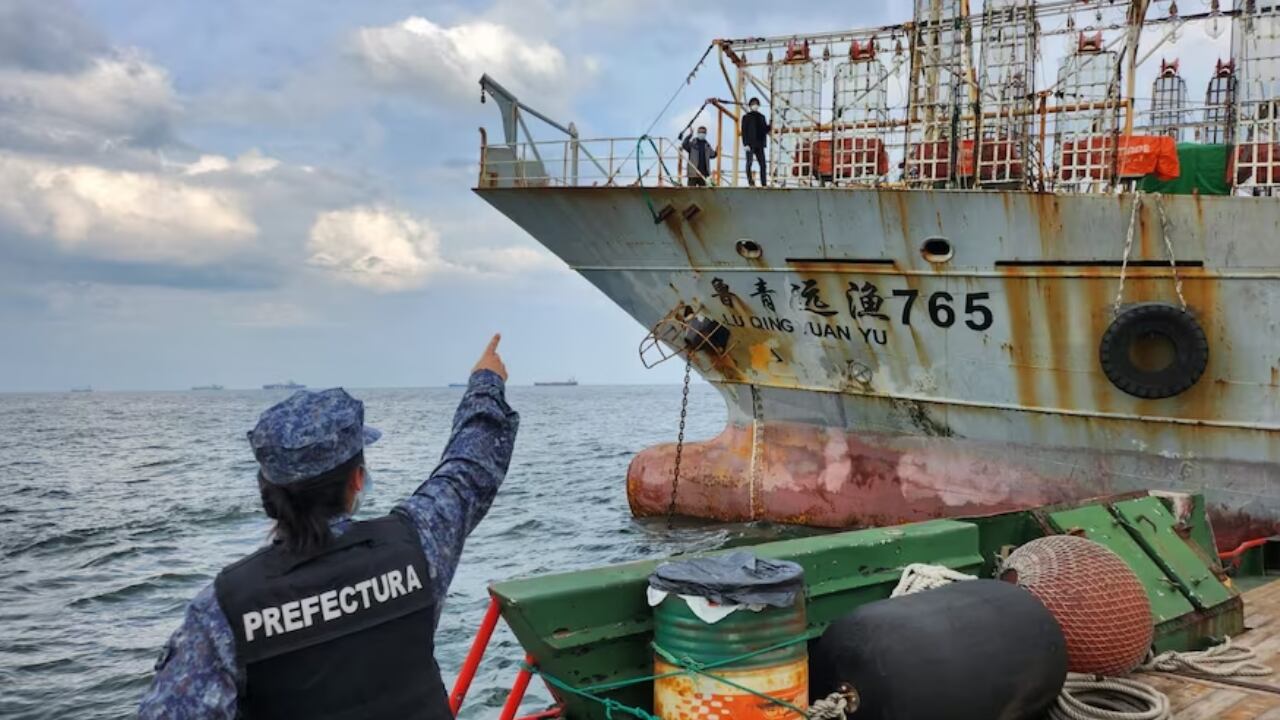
[351,467,373,516]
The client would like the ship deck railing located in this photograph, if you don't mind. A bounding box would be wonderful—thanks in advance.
[477,105,1278,195]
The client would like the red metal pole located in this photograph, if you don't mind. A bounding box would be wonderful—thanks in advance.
[1219,537,1273,567]
[497,654,537,720]
[450,596,502,716]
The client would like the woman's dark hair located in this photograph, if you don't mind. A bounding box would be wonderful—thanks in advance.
[258,451,363,555]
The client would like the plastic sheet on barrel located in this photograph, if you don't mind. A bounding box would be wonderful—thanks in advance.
[649,552,809,719]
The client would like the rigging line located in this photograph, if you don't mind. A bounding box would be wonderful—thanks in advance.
[607,43,716,186]
[643,42,716,139]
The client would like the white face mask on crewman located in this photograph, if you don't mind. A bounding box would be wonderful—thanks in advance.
[696,132,707,140]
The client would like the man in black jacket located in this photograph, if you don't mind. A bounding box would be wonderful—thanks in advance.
[681,126,717,186]
[741,97,770,186]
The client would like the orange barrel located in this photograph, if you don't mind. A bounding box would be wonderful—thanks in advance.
[651,560,808,719]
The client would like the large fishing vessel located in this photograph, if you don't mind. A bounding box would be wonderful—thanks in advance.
[475,0,1280,551]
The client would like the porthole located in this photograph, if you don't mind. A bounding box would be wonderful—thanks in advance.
[736,239,763,259]
[921,237,954,263]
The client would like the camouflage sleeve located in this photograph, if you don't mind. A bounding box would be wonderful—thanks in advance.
[137,583,240,719]
[395,369,519,623]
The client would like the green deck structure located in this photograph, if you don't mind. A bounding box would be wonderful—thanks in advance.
[488,493,1244,720]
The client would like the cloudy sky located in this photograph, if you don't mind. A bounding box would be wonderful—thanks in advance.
[0,0,1226,391]
[0,0,912,391]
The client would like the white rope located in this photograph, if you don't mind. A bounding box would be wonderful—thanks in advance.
[1140,636,1273,678]
[1113,192,1143,316]
[806,692,851,719]
[889,563,976,598]
[1049,673,1172,720]
[1149,192,1188,310]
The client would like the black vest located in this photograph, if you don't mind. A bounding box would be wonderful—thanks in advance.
[214,512,451,720]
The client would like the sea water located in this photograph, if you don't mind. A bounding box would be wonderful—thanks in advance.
[0,385,802,719]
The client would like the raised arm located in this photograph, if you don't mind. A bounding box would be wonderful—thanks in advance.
[394,335,519,623]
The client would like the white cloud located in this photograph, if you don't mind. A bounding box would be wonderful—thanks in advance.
[0,51,178,152]
[350,17,581,108]
[0,152,258,265]
[183,149,281,176]
[307,205,451,291]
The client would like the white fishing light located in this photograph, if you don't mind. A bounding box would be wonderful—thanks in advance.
[1207,0,1226,39]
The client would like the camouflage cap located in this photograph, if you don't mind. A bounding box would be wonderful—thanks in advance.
[248,388,381,486]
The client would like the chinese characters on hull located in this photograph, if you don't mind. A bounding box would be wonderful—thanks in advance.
[750,278,776,313]
[705,277,995,336]
[847,281,889,321]
[711,277,737,308]
[790,279,838,317]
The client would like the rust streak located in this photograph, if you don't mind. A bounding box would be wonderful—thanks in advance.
[1038,270,1075,410]
[663,211,697,267]
[1174,270,1222,422]
[1031,193,1062,259]
[893,191,913,255]
[1001,267,1040,409]
[1083,267,1116,415]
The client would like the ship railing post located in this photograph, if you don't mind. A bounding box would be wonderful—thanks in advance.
[498,654,537,720]
[715,97,725,184]
[568,123,580,185]
[449,595,502,716]
[734,61,745,187]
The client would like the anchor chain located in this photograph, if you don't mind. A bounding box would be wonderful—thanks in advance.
[666,356,693,527]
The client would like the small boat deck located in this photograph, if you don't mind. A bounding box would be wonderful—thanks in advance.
[1141,577,1280,719]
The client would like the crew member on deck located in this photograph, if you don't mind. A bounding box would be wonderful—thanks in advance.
[682,125,717,186]
[139,335,518,720]
[741,97,770,186]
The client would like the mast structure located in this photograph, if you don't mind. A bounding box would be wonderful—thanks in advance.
[478,1,1280,195]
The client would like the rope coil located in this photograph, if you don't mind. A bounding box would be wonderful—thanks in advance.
[1049,673,1172,720]
[1140,636,1273,678]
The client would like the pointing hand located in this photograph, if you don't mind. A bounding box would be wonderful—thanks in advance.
[472,334,508,381]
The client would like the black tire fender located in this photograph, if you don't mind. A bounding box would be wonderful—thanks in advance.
[1099,302,1209,399]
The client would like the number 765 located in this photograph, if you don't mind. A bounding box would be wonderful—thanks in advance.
[890,290,993,331]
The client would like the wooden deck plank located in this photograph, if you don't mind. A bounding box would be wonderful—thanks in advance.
[1141,579,1280,717]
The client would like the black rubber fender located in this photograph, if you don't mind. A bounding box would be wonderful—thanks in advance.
[808,579,1067,720]
[1099,302,1209,399]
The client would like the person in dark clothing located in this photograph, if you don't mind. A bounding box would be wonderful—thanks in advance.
[139,336,519,720]
[681,125,717,186]
[741,97,770,186]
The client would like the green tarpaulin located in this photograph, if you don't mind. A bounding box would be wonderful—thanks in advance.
[1140,143,1232,196]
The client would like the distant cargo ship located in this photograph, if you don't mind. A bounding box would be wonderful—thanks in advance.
[448,383,468,388]
[69,386,92,393]
[262,381,306,390]
[534,379,578,387]
[192,384,225,391]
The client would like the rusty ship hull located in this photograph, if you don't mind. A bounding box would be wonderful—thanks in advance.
[477,186,1280,550]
